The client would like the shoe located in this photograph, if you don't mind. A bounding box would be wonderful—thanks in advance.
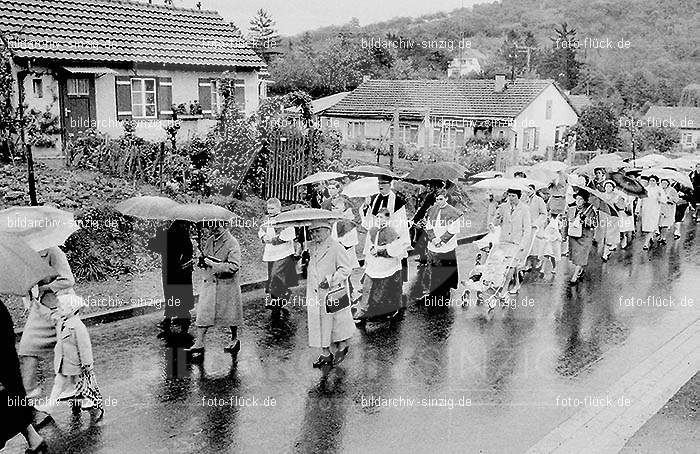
[642,244,649,250]
[224,339,241,355]
[313,353,334,368]
[25,440,48,454]
[674,233,681,240]
[89,407,104,423]
[334,346,349,365]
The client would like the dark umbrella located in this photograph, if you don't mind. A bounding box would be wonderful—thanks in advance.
[403,162,468,184]
[346,165,398,179]
[571,184,619,216]
[608,171,647,198]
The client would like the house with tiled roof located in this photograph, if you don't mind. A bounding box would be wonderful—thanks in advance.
[644,106,700,150]
[0,0,267,157]
[320,75,579,154]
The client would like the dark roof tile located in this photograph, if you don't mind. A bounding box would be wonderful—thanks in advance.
[0,0,265,68]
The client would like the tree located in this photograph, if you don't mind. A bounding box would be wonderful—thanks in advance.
[496,29,539,79]
[571,105,620,151]
[640,126,680,153]
[0,36,17,161]
[249,9,280,63]
[537,23,582,90]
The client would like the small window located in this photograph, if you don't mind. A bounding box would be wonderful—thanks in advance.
[682,133,693,145]
[32,79,43,98]
[545,100,552,120]
[67,78,89,96]
[348,121,365,140]
[130,78,157,119]
[523,127,539,150]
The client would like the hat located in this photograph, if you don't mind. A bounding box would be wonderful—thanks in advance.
[378,175,393,183]
[603,179,616,188]
[506,188,522,197]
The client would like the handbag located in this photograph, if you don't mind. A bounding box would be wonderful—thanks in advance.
[324,280,350,314]
[568,217,583,238]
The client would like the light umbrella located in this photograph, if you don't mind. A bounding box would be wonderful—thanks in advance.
[505,166,556,184]
[342,177,380,198]
[115,195,179,220]
[534,161,568,172]
[641,168,692,188]
[469,170,504,180]
[631,153,671,168]
[664,158,696,172]
[472,177,543,192]
[570,184,619,216]
[403,161,468,183]
[0,206,80,251]
[573,161,625,176]
[0,234,57,295]
[268,208,347,228]
[294,171,346,186]
[346,165,398,179]
[588,153,626,166]
[167,203,239,223]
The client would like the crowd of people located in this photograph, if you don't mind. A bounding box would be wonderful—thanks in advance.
[3,157,700,453]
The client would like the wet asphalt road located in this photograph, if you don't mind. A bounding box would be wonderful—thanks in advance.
[5,225,700,454]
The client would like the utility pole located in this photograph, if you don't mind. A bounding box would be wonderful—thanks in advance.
[392,107,399,171]
[0,30,37,205]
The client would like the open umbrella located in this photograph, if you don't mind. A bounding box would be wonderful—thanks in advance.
[403,161,468,183]
[115,195,179,220]
[0,206,80,251]
[642,168,692,188]
[294,171,346,186]
[469,170,504,180]
[471,177,544,192]
[664,158,696,172]
[588,153,626,166]
[346,165,398,179]
[534,161,568,172]
[608,171,647,197]
[570,184,619,216]
[630,153,671,168]
[572,160,625,176]
[505,166,556,184]
[167,203,239,222]
[342,177,379,198]
[268,208,347,228]
[0,234,57,295]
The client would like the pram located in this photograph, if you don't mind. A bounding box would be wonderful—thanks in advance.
[456,227,538,312]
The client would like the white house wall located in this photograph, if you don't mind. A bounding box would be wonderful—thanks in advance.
[97,68,260,141]
[22,65,63,156]
[514,84,578,154]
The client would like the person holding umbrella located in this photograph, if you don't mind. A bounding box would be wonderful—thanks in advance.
[424,189,463,302]
[0,235,53,454]
[495,188,532,294]
[185,222,243,362]
[690,162,700,221]
[259,198,299,319]
[600,181,624,261]
[305,219,354,367]
[637,175,667,250]
[148,220,195,343]
[566,190,599,283]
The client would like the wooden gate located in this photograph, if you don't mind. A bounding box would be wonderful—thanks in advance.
[264,127,312,202]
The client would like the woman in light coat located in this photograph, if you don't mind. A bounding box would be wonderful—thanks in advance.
[637,175,667,250]
[306,220,354,368]
[186,223,243,362]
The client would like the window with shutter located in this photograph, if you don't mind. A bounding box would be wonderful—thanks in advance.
[115,76,132,120]
[158,77,173,119]
[198,78,213,117]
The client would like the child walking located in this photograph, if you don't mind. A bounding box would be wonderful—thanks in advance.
[41,292,104,421]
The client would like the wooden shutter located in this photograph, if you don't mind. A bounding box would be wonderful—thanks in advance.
[523,128,531,150]
[116,76,132,120]
[534,128,540,150]
[158,77,173,119]
[198,78,212,117]
[234,79,246,112]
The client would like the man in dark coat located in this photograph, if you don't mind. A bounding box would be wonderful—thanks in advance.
[149,220,195,342]
[690,162,700,221]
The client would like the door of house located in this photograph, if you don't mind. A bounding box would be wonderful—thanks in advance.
[62,77,96,141]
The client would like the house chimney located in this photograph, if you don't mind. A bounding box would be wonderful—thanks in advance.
[494,74,506,93]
